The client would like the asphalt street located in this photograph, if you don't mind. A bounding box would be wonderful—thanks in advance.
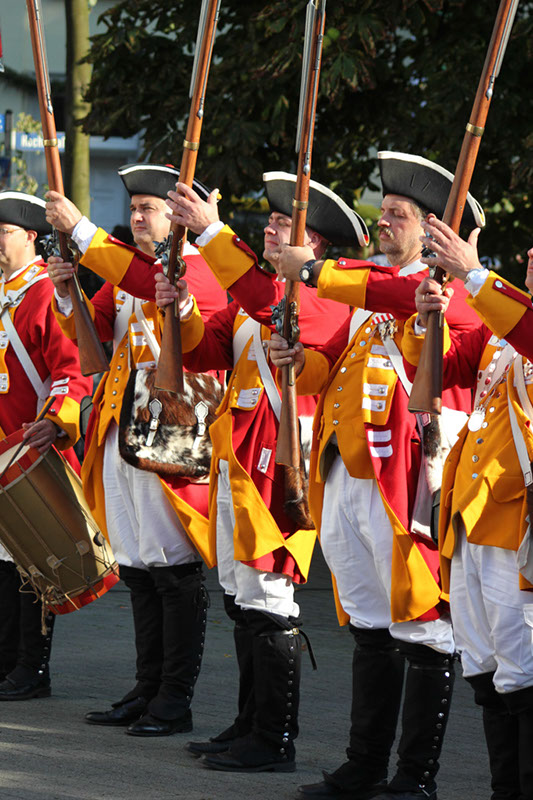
[0,546,489,800]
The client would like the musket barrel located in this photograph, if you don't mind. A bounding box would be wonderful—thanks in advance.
[154,0,221,394]
[275,0,326,470]
[26,0,109,377]
[407,0,519,414]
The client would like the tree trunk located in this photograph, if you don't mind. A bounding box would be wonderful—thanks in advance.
[64,0,91,218]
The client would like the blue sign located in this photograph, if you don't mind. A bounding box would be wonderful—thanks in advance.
[0,115,4,134]
[15,131,66,152]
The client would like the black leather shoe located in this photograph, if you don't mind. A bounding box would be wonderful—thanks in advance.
[186,738,234,756]
[85,696,147,726]
[204,751,296,773]
[204,750,296,773]
[126,710,193,737]
[204,731,296,773]
[297,774,388,798]
[0,676,51,701]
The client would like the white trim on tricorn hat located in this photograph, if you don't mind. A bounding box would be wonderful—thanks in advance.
[378,151,485,230]
[0,191,51,235]
[263,171,369,248]
[118,163,213,202]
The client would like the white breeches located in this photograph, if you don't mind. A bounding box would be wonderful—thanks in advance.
[102,423,198,570]
[320,455,455,654]
[215,460,300,619]
[450,520,533,693]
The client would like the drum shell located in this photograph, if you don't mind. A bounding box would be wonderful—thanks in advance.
[0,429,119,614]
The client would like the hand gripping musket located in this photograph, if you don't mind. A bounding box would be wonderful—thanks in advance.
[26,0,109,377]
[407,0,520,414]
[154,0,221,394]
[271,0,326,529]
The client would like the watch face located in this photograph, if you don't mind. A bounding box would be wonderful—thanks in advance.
[300,267,311,282]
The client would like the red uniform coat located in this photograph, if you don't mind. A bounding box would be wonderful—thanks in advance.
[294,257,482,622]
[404,272,533,594]
[0,259,92,450]
[182,227,352,582]
[54,231,228,567]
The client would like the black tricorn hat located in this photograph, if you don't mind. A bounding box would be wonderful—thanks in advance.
[118,163,214,202]
[0,191,51,235]
[263,171,369,248]
[378,151,485,230]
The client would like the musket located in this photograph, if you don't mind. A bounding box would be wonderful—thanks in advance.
[154,0,221,394]
[26,0,109,377]
[271,0,326,528]
[408,0,520,414]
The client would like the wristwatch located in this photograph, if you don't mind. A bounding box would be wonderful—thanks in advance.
[299,259,316,286]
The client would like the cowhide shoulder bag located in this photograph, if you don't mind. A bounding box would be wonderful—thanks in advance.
[118,302,224,479]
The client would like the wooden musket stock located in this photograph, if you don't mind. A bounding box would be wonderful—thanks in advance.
[26,0,109,377]
[408,0,520,414]
[155,0,221,394]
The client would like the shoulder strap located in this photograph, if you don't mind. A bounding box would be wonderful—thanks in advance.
[135,300,161,363]
[0,271,48,312]
[348,308,373,341]
[379,331,413,397]
[232,313,257,365]
[0,310,50,402]
[113,290,135,353]
[508,359,533,486]
[252,324,281,421]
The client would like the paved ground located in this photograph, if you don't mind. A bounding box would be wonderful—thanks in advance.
[0,547,489,800]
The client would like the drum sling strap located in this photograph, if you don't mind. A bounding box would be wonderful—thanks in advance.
[0,273,51,408]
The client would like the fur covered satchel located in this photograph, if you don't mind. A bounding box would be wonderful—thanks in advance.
[118,368,224,478]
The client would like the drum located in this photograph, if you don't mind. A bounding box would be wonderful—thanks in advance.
[0,429,119,615]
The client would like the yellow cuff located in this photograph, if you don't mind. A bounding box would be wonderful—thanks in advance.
[51,292,94,340]
[80,227,136,285]
[469,272,530,339]
[317,259,369,308]
[199,224,256,291]
[46,395,82,448]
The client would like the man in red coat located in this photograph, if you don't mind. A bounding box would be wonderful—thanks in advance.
[0,191,92,700]
[269,153,484,800]
[406,218,533,800]
[45,165,228,736]
[155,172,367,773]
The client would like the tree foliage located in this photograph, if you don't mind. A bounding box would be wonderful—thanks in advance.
[83,0,533,284]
